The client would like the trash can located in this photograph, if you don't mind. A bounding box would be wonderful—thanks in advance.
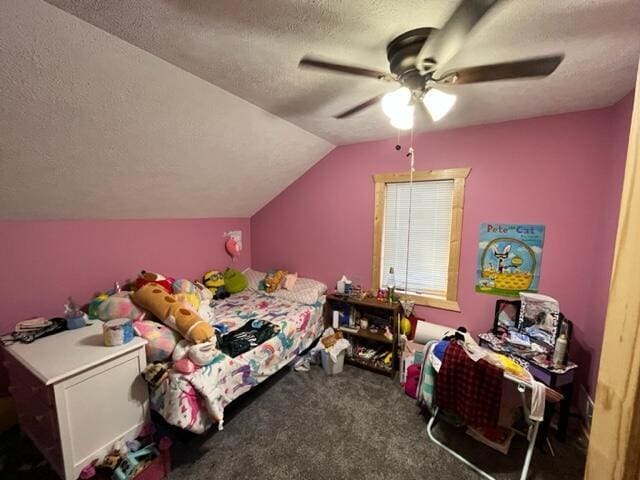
[321,349,346,375]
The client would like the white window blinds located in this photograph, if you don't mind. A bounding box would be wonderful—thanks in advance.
[381,179,454,297]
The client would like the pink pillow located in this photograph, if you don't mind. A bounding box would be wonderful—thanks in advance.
[282,273,298,291]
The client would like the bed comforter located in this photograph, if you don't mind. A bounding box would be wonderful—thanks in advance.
[150,291,324,433]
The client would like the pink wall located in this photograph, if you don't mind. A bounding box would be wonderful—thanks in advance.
[251,96,634,395]
[0,217,250,393]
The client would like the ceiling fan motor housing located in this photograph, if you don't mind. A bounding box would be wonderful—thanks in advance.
[386,28,436,91]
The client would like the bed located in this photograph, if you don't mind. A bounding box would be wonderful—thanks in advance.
[150,288,325,433]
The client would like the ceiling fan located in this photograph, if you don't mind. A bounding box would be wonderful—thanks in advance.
[298,0,564,129]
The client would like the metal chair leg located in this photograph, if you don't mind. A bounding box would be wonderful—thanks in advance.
[427,406,541,480]
[427,408,497,480]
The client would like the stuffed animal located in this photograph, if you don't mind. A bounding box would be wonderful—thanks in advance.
[264,270,288,293]
[223,268,248,294]
[203,270,230,300]
[88,293,109,319]
[198,302,216,324]
[194,281,213,303]
[173,338,218,366]
[172,279,201,311]
[97,292,143,321]
[142,363,169,388]
[132,284,214,343]
[132,320,181,363]
[135,270,173,293]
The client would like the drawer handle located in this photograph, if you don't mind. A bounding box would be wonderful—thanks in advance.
[30,385,41,393]
[35,415,45,423]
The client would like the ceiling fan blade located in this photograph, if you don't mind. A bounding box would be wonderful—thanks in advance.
[334,94,385,119]
[299,56,394,81]
[418,0,500,72]
[436,55,564,84]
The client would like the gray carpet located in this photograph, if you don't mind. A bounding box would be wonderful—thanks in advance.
[169,364,587,480]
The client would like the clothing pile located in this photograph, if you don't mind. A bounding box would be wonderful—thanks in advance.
[417,337,547,454]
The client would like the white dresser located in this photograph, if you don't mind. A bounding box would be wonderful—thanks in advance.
[3,322,148,480]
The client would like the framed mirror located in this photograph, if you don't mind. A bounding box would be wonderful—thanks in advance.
[493,299,521,334]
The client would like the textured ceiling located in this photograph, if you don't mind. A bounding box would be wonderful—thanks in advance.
[0,0,333,219]
[45,0,640,145]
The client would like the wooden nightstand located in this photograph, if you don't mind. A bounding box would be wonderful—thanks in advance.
[2,322,148,479]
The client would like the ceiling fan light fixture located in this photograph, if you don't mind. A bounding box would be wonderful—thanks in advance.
[390,104,415,130]
[423,88,457,122]
[381,87,412,119]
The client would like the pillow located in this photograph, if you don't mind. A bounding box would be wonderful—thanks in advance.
[271,277,327,305]
[243,268,265,291]
[282,272,298,290]
[271,287,323,305]
[97,292,143,321]
[133,320,181,363]
[194,280,213,302]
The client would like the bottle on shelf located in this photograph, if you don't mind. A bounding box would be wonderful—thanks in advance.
[387,267,396,303]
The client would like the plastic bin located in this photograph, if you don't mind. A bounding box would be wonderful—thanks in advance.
[321,349,346,375]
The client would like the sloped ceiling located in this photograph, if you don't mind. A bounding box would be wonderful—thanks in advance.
[46,0,640,145]
[0,0,333,219]
[2,1,639,220]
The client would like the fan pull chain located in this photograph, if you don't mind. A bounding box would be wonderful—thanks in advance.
[403,135,415,298]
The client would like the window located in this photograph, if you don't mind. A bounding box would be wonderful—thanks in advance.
[372,168,469,311]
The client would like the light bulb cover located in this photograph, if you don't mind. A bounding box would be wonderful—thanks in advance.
[423,88,456,122]
[382,87,412,119]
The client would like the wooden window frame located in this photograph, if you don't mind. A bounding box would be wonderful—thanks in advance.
[371,167,470,312]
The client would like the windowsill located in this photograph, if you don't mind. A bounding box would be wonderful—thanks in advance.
[400,293,461,312]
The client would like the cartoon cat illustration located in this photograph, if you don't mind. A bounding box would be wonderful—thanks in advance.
[492,244,511,273]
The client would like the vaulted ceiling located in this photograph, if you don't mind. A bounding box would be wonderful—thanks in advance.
[1,0,638,219]
[46,0,640,145]
[0,0,333,219]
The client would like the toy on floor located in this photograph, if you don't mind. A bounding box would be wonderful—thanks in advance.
[203,270,230,300]
[85,426,172,480]
[133,284,214,343]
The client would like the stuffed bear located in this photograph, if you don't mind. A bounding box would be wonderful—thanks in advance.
[136,270,173,293]
[264,269,288,293]
[132,284,214,343]
[203,270,230,300]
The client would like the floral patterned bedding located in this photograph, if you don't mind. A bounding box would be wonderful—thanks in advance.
[150,291,324,433]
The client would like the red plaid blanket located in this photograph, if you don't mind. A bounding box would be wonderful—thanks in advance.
[435,341,503,427]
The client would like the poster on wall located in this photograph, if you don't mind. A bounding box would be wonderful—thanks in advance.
[475,223,545,297]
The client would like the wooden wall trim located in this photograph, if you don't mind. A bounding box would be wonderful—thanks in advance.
[585,66,640,480]
[371,168,469,311]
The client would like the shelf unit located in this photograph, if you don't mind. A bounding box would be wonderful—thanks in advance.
[324,293,402,377]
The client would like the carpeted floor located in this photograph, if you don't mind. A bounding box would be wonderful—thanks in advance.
[168,364,587,480]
